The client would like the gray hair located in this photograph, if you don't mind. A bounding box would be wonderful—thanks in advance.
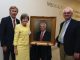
[40,22,47,27]
[63,7,73,13]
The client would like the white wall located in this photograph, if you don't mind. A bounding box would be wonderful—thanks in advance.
[0,0,80,34]
[0,0,80,60]
[0,0,61,19]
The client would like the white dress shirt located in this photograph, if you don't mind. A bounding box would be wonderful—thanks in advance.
[58,19,71,43]
[10,16,16,27]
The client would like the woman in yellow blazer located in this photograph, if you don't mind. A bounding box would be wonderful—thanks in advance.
[13,13,30,60]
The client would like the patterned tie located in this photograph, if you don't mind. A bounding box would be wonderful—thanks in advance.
[40,32,44,41]
[58,21,67,43]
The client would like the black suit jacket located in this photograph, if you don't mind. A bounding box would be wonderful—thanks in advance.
[56,19,80,55]
[31,31,52,59]
[34,31,51,41]
[0,16,20,46]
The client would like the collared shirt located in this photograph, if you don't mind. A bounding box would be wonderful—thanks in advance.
[58,19,71,43]
[10,16,16,27]
[41,30,46,36]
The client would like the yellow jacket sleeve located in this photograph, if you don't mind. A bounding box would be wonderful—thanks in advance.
[13,25,20,46]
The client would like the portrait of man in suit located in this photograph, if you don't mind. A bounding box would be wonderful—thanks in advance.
[30,16,56,60]
[34,21,51,42]
[31,21,52,60]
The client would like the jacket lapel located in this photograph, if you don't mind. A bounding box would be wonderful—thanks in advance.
[64,19,73,35]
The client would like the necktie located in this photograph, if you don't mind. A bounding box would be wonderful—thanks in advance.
[40,32,44,41]
[13,19,15,28]
[58,21,67,43]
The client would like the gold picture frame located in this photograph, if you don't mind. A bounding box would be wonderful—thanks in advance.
[30,16,56,46]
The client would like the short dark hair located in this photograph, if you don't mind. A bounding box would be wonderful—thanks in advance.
[20,13,29,21]
[9,6,18,13]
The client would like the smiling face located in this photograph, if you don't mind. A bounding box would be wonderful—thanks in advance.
[63,7,73,21]
[40,22,46,32]
[9,6,18,19]
[63,11,73,20]
[20,14,29,26]
[21,17,29,26]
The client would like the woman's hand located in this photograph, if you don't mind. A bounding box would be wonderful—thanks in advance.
[14,46,18,55]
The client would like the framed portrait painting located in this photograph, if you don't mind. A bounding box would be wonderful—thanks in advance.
[30,16,56,46]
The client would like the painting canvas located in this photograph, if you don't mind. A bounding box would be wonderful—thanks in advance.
[30,16,56,46]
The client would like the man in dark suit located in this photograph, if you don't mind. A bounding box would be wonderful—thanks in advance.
[0,6,20,60]
[56,7,80,60]
[30,22,51,60]
[34,22,51,41]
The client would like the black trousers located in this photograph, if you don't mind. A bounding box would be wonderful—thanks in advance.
[30,45,52,60]
[3,45,15,60]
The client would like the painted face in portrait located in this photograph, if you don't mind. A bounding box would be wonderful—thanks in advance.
[40,22,46,32]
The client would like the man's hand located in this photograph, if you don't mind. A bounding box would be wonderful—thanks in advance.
[2,46,7,52]
[14,46,18,55]
[74,52,80,59]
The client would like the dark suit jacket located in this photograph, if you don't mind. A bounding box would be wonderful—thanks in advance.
[31,31,52,59]
[0,23,1,42]
[0,16,20,46]
[56,19,80,55]
[34,31,51,41]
